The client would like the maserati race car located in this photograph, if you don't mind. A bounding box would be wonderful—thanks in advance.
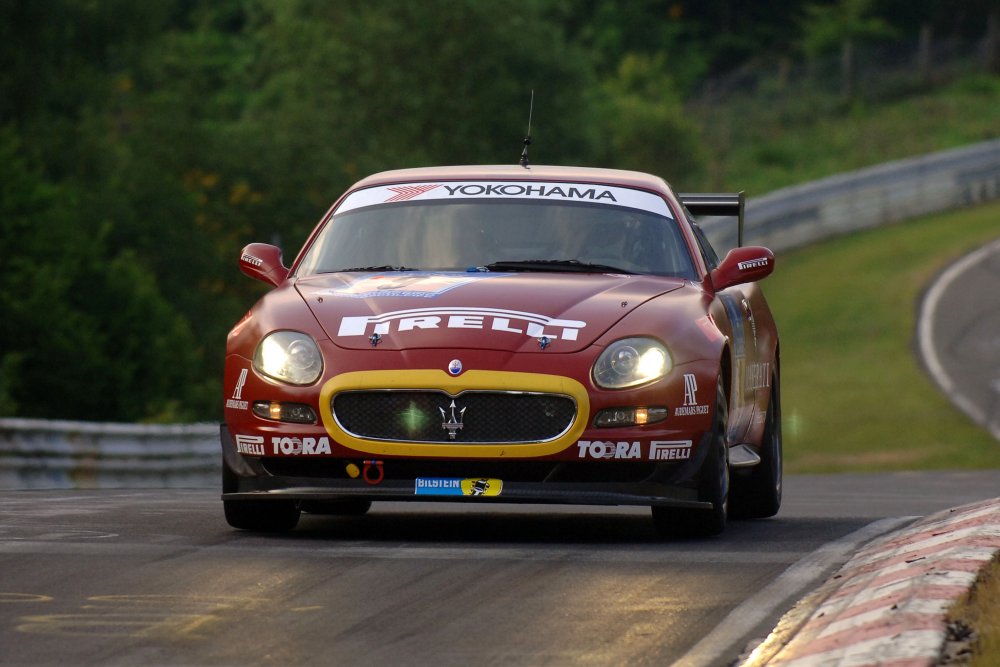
[221,165,782,536]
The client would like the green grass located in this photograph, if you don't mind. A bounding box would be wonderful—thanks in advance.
[766,199,1000,473]
[702,75,1000,193]
[948,554,1000,667]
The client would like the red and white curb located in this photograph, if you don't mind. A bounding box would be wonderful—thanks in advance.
[746,497,1000,666]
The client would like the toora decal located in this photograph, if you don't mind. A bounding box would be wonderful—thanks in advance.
[577,440,642,460]
[271,436,332,456]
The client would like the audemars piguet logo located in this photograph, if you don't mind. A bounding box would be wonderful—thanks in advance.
[226,368,249,410]
[675,373,709,416]
[439,400,466,440]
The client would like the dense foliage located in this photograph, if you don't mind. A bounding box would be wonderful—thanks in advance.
[1,0,996,422]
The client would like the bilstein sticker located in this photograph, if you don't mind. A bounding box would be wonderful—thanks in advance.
[415,478,503,497]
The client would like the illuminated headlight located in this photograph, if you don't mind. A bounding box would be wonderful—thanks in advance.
[592,338,671,389]
[253,331,323,385]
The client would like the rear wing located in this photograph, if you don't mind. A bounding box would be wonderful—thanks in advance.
[678,192,746,247]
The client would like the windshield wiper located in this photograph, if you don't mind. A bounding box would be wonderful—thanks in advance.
[329,265,413,273]
[483,259,633,274]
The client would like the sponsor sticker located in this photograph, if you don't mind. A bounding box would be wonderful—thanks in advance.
[576,440,642,460]
[325,273,497,299]
[335,181,673,218]
[226,368,249,410]
[737,257,769,271]
[675,374,710,416]
[649,440,693,461]
[415,478,503,497]
[240,252,263,268]
[235,434,265,456]
[696,315,724,343]
[745,362,771,392]
[337,306,586,341]
[270,436,332,455]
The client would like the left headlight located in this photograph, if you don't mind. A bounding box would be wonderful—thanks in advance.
[253,331,323,385]
[592,337,672,389]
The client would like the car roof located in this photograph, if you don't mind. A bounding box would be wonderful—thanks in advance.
[349,165,676,196]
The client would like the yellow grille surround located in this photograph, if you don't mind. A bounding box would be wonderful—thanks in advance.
[319,369,590,458]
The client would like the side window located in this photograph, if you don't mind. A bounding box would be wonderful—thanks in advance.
[689,215,721,271]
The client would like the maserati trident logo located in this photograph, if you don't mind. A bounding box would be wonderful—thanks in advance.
[439,400,466,440]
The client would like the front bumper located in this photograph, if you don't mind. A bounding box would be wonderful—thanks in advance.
[220,425,713,510]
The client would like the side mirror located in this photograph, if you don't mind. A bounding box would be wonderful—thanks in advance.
[239,243,289,287]
[711,246,775,291]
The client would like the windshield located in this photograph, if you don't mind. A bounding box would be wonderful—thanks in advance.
[296,186,696,278]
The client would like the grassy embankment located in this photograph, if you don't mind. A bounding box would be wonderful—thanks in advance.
[699,71,1000,471]
[766,199,1000,472]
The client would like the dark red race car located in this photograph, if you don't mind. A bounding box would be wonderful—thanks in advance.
[221,165,781,536]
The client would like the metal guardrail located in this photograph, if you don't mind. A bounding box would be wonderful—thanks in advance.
[0,418,218,489]
[703,138,1000,253]
[2,138,999,490]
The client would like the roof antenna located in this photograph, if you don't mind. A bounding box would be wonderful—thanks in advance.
[519,90,534,169]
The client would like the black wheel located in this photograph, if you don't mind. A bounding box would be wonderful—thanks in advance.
[731,376,782,519]
[652,381,729,537]
[222,457,300,531]
[300,499,372,516]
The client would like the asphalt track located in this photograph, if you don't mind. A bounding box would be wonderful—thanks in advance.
[2,472,999,667]
[919,235,1000,441]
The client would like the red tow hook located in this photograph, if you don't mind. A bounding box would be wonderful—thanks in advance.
[362,460,384,485]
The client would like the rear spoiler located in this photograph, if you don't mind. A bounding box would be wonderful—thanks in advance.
[678,192,746,247]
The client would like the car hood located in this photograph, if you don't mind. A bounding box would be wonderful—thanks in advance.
[294,272,685,353]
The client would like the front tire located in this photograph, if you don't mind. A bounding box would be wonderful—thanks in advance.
[224,498,301,532]
[222,458,300,532]
[652,381,729,537]
[731,376,782,519]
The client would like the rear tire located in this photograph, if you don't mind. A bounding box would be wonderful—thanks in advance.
[652,381,729,538]
[731,376,782,519]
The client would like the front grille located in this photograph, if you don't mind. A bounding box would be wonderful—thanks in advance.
[332,390,577,443]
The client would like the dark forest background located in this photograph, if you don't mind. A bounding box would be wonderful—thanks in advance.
[2,0,997,422]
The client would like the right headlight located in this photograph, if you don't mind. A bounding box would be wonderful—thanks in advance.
[253,331,323,385]
[592,337,672,389]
